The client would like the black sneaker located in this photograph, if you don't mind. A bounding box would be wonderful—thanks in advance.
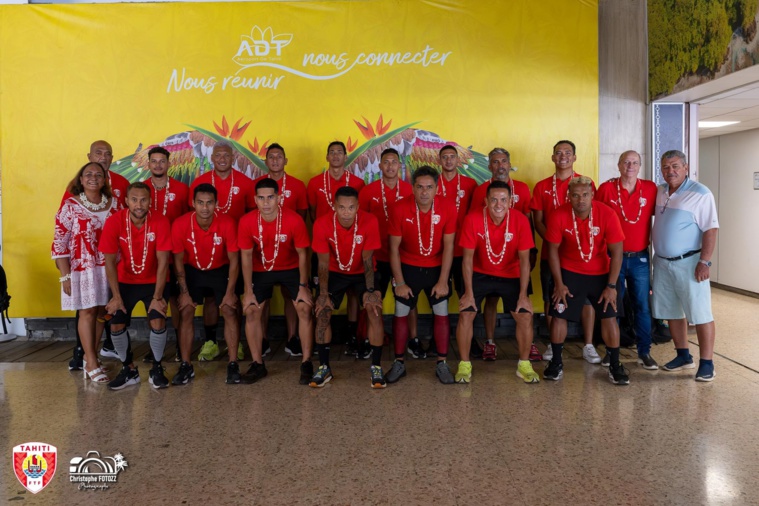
[370,365,387,389]
[309,364,333,388]
[173,348,182,363]
[149,363,169,389]
[637,354,659,370]
[601,353,611,367]
[344,336,357,356]
[143,350,155,363]
[299,361,314,385]
[108,366,140,390]
[99,342,119,360]
[68,346,84,371]
[285,336,303,357]
[356,339,371,360]
[609,363,630,385]
[543,360,564,381]
[262,338,271,356]
[241,362,268,384]
[469,339,484,359]
[226,361,242,384]
[172,362,195,385]
[407,338,427,359]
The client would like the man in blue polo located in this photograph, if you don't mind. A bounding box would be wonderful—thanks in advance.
[651,150,719,382]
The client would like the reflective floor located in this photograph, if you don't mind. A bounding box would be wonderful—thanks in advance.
[1,288,757,505]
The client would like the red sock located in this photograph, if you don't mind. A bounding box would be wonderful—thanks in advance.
[433,315,450,357]
[392,316,409,358]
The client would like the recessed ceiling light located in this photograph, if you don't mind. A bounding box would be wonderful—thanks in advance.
[698,121,740,128]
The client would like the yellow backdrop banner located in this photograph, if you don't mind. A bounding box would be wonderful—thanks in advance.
[0,0,598,317]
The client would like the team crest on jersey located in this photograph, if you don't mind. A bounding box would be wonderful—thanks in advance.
[147,232,156,242]
[639,197,647,206]
[278,234,287,242]
[457,190,465,198]
[232,186,240,195]
[556,303,566,314]
[283,190,292,198]
[432,214,440,225]
[167,193,176,202]
[513,195,520,202]
[591,227,600,236]
[13,442,57,494]
[213,234,222,245]
[506,233,514,242]
[355,235,364,244]
[113,189,121,197]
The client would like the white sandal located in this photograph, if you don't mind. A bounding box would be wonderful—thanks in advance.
[84,366,109,383]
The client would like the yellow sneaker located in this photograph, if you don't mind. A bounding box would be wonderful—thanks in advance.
[237,342,245,361]
[517,360,540,384]
[198,340,220,362]
[455,361,472,383]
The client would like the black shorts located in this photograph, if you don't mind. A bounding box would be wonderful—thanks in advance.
[451,256,464,297]
[310,252,320,289]
[540,259,553,303]
[169,268,180,298]
[461,273,524,314]
[394,264,451,309]
[111,282,169,326]
[253,268,301,303]
[186,264,230,306]
[328,272,367,308]
[549,269,617,322]
[375,260,393,299]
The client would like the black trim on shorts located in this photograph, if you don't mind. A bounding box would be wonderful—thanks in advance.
[548,269,617,322]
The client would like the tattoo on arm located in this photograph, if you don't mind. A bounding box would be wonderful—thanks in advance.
[363,254,374,291]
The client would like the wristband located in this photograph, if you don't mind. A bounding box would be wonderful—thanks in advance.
[59,274,71,283]
[299,282,308,287]
[395,281,406,287]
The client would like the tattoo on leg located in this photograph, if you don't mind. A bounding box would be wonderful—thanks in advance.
[316,309,332,344]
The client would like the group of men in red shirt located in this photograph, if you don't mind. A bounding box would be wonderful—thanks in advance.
[67,136,661,389]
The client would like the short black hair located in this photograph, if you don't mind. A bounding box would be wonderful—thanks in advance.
[439,144,458,156]
[266,143,285,158]
[148,146,171,160]
[412,165,439,185]
[553,140,576,154]
[335,186,359,200]
[327,141,347,155]
[381,148,400,160]
[194,183,217,200]
[127,181,150,197]
[255,178,279,194]
[486,180,511,196]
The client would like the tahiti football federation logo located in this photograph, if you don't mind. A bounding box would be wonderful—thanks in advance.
[13,442,57,494]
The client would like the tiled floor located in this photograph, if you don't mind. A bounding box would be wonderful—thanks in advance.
[1,287,756,505]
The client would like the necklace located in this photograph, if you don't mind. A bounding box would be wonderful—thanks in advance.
[126,212,150,275]
[270,173,287,205]
[483,208,511,265]
[333,212,358,271]
[258,208,282,272]
[79,192,108,211]
[190,213,218,270]
[211,170,235,214]
[416,199,436,256]
[439,172,462,212]
[323,170,350,211]
[151,178,171,216]
[552,172,576,209]
[380,178,400,220]
[615,178,643,223]
[571,205,594,263]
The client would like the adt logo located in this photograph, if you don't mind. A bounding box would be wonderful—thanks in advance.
[234,26,293,64]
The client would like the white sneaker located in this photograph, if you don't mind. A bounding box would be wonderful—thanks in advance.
[543,345,553,361]
[583,344,602,364]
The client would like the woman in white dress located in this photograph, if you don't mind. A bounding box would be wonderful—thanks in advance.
[52,162,119,382]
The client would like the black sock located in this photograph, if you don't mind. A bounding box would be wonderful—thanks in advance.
[608,347,620,368]
[317,344,330,366]
[74,310,83,349]
[551,342,564,363]
[204,324,218,343]
[347,321,358,339]
[371,345,383,366]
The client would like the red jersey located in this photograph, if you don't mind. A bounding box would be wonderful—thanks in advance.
[189,169,256,222]
[100,209,172,284]
[469,178,531,216]
[545,201,625,276]
[238,208,310,272]
[436,172,477,257]
[252,173,308,213]
[595,178,657,252]
[312,210,381,275]
[458,209,535,279]
[59,171,129,210]
[172,212,238,271]
[307,170,366,219]
[358,179,413,262]
[146,177,190,223]
[531,171,595,259]
[387,195,457,268]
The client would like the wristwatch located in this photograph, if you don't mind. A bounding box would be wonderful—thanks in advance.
[699,259,712,267]
[607,283,617,289]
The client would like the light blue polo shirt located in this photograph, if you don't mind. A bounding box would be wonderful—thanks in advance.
[652,177,719,258]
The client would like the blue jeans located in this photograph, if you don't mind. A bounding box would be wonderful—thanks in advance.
[618,252,652,356]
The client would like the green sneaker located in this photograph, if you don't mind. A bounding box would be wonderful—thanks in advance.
[517,360,540,384]
[198,340,220,362]
[237,342,245,361]
[455,361,472,383]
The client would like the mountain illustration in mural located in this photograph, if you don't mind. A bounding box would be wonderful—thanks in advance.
[110,115,493,185]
